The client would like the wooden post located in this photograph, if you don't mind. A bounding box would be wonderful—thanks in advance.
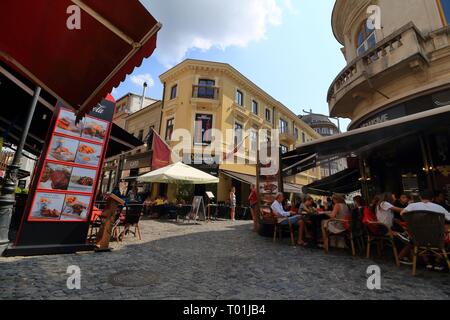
[95,193,125,251]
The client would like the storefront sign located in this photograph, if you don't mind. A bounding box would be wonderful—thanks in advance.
[358,104,406,128]
[123,151,152,170]
[14,99,115,253]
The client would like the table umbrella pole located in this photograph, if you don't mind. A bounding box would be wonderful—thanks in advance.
[0,86,41,255]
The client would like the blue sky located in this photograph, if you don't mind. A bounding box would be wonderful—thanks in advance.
[114,0,349,129]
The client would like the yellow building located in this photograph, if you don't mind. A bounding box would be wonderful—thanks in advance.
[158,59,321,203]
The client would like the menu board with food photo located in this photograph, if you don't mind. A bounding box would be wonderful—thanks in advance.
[39,162,73,191]
[25,103,113,224]
[68,167,96,193]
[48,136,79,163]
[60,195,91,221]
[29,192,65,221]
[81,117,108,142]
[75,142,101,167]
[55,109,83,138]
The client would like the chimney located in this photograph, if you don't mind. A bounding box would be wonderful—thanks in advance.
[140,82,148,110]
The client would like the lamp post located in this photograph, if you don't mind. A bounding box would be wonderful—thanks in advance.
[0,86,41,255]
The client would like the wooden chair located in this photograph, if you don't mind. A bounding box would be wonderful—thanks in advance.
[365,221,400,266]
[322,219,356,256]
[263,207,295,246]
[403,211,450,276]
[118,204,143,241]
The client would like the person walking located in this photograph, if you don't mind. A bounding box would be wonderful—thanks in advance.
[248,184,258,232]
[230,187,237,221]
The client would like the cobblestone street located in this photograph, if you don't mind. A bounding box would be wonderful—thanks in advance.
[1,219,449,300]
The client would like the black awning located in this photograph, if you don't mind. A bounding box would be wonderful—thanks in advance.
[282,105,450,175]
[0,61,143,158]
[107,124,144,158]
[302,168,361,196]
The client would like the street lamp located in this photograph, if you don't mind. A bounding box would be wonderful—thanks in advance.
[0,86,41,255]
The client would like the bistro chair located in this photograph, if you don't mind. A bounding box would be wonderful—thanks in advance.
[322,219,356,256]
[118,204,143,241]
[403,211,450,276]
[365,221,400,266]
[262,207,295,246]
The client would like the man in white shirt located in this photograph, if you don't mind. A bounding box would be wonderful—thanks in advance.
[401,190,450,221]
[271,193,304,245]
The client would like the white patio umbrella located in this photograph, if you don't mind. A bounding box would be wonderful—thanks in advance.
[137,162,219,185]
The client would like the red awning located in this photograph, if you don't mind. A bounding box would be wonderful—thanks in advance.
[0,0,161,116]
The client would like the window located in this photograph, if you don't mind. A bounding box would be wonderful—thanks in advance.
[315,128,321,134]
[197,79,216,99]
[170,85,177,100]
[356,20,376,56]
[302,132,306,143]
[236,90,244,106]
[165,118,174,141]
[279,119,288,134]
[250,129,258,151]
[194,114,213,145]
[294,127,299,140]
[252,100,258,115]
[439,0,450,25]
[265,108,271,122]
[234,122,243,147]
[137,129,144,142]
[280,145,289,154]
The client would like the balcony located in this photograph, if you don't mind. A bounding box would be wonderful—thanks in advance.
[192,85,220,100]
[279,130,296,145]
[327,22,430,117]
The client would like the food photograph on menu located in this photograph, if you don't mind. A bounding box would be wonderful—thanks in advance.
[81,117,108,142]
[55,109,82,138]
[39,162,72,191]
[48,136,79,163]
[29,192,65,220]
[60,195,91,221]
[68,167,96,193]
[75,142,102,167]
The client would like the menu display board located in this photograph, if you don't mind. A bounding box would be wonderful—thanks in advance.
[27,107,108,222]
[257,140,281,206]
[12,99,115,254]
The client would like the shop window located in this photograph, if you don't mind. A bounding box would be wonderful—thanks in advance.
[194,114,213,145]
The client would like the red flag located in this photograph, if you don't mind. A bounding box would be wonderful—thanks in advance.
[151,129,171,170]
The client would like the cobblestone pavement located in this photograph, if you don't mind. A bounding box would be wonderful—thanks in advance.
[1,219,449,300]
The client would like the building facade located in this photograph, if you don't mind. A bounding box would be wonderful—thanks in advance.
[159,59,321,203]
[327,0,450,198]
[299,112,347,177]
[100,100,162,195]
[113,92,158,129]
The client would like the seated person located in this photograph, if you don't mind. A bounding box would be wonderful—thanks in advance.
[297,196,327,247]
[398,190,450,270]
[321,194,352,244]
[271,193,304,246]
[433,191,450,212]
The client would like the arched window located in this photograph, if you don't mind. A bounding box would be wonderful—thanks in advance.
[438,0,450,25]
[356,20,376,56]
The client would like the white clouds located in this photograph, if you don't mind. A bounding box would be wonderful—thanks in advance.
[129,73,155,88]
[140,0,285,67]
